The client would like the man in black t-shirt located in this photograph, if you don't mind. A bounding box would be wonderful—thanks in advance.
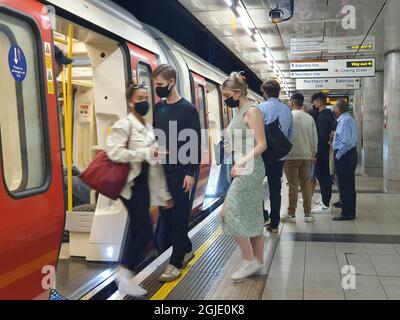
[152,64,201,282]
[311,93,335,215]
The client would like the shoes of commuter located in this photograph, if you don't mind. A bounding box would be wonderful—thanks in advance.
[311,204,331,214]
[332,215,355,221]
[281,214,296,223]
[230,259,262,280]
[264,219,271,227]
[304,213,315,222]
[266,225,279,233]
[333,201,343,208]
[312,194,322,205]
[159,264,182,282]
[183,251,195,268]
[116,267,147,297]
[255,264,268,276]
[118,276,147,297]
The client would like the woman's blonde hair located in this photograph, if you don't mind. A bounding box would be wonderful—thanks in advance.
[221,71,248,96]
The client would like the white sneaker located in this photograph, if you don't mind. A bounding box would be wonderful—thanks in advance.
[159,264,182,282]
[311,204,331,214]
[312,194,322,205]
[255,264,268,276]
[304,213,315,222]
[115,267,134,286]
[281,214,296,223]
[230,260,262,280]
[118,277,147,297]
[183,251,195,268]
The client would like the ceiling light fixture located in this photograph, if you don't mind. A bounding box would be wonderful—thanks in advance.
[226,0,288,86]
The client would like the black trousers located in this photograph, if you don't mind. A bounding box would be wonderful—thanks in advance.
[264,160,284,228]
[159,171,192,269]
[120,164,153,271]
[335,148,357,217]
[316,149,332,207]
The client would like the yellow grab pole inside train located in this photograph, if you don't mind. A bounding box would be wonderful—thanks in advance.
[66,25,74,213]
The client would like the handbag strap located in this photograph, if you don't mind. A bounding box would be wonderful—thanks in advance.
[125,117,133,149]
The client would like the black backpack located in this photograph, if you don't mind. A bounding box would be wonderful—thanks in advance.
[262,118,292,163]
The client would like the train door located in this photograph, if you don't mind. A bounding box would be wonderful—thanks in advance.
[190,72,210,215]
[0,0,65,299]
[127,43,159,123]
[126,42,159,227]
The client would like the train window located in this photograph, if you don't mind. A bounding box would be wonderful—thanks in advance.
[0,12,48,195]
[137,62,154,124]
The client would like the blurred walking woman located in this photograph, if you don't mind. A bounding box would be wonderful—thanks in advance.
[106,83,173,297]
[221,72,267,280]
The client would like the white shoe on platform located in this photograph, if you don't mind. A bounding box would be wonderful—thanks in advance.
[231,260,262,280]
[118,277,147,297]
[311,205,331,214]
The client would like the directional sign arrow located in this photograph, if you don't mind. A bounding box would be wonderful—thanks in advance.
[13,47,18,64]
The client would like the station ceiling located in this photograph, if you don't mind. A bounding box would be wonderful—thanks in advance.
[177,0,386,99]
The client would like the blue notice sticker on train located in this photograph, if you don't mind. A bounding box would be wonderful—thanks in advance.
[8,45,27,83]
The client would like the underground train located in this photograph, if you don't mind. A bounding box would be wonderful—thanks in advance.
[0,0,264,299]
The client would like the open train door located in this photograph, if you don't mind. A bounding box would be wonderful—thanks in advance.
[126,42,160,225]
[190,72,211,216]
[0,0,65,299]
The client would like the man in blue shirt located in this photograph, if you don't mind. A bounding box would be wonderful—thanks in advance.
[332,99,358,221]
[258,80,293,232]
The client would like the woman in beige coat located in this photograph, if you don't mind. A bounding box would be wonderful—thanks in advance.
[106,83,173,297]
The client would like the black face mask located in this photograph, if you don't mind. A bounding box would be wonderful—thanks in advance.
[225,96,240,108]
[156,83,173,98]
[134,101,149,116]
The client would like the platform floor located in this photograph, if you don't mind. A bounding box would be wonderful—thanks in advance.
[106,168,400,300]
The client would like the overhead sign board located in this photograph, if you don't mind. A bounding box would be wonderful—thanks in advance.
[290,36,375,54]
[296,78,361,90]
[290,58,375,78]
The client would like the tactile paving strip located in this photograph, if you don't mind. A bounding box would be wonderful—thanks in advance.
[204,231,280,300]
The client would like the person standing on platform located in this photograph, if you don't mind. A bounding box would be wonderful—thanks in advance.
[332,99,358,221]
[220,72,267,280]
[258,80,293,233]
[282,93,318,223]
[152,64,201,282]
[106,83,173,297]
[311,93,335,214]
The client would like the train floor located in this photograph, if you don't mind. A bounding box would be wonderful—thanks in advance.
[56,167,400,300]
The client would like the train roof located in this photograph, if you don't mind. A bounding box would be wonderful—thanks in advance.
[46,0,162,56]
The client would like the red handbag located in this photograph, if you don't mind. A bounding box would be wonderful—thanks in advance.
[80,119,132,200]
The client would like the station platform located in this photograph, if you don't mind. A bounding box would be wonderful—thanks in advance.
[102,169,400,301]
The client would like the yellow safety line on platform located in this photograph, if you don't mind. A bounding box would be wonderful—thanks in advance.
[150,226,223,300]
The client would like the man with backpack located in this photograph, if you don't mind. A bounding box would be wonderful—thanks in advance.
[258,80,293,233]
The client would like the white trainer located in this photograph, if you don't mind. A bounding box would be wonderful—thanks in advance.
[281,214,296,223]
[255,264,268,276]
[118,277,147,297]
[159,264,182,282]
[115,267,134,286]
[230,260,262,280]
[312,194,322,205]
[311,204,331,214]
[304,213,315,222]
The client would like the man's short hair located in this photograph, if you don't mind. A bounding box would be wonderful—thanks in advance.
[261,80,281,98]
[290,93,304,108]
[336,98,349,113]
[152,64,177,82]
[312,92,327,105]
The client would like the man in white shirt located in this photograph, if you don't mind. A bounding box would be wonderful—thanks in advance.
[282,93,318,223]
